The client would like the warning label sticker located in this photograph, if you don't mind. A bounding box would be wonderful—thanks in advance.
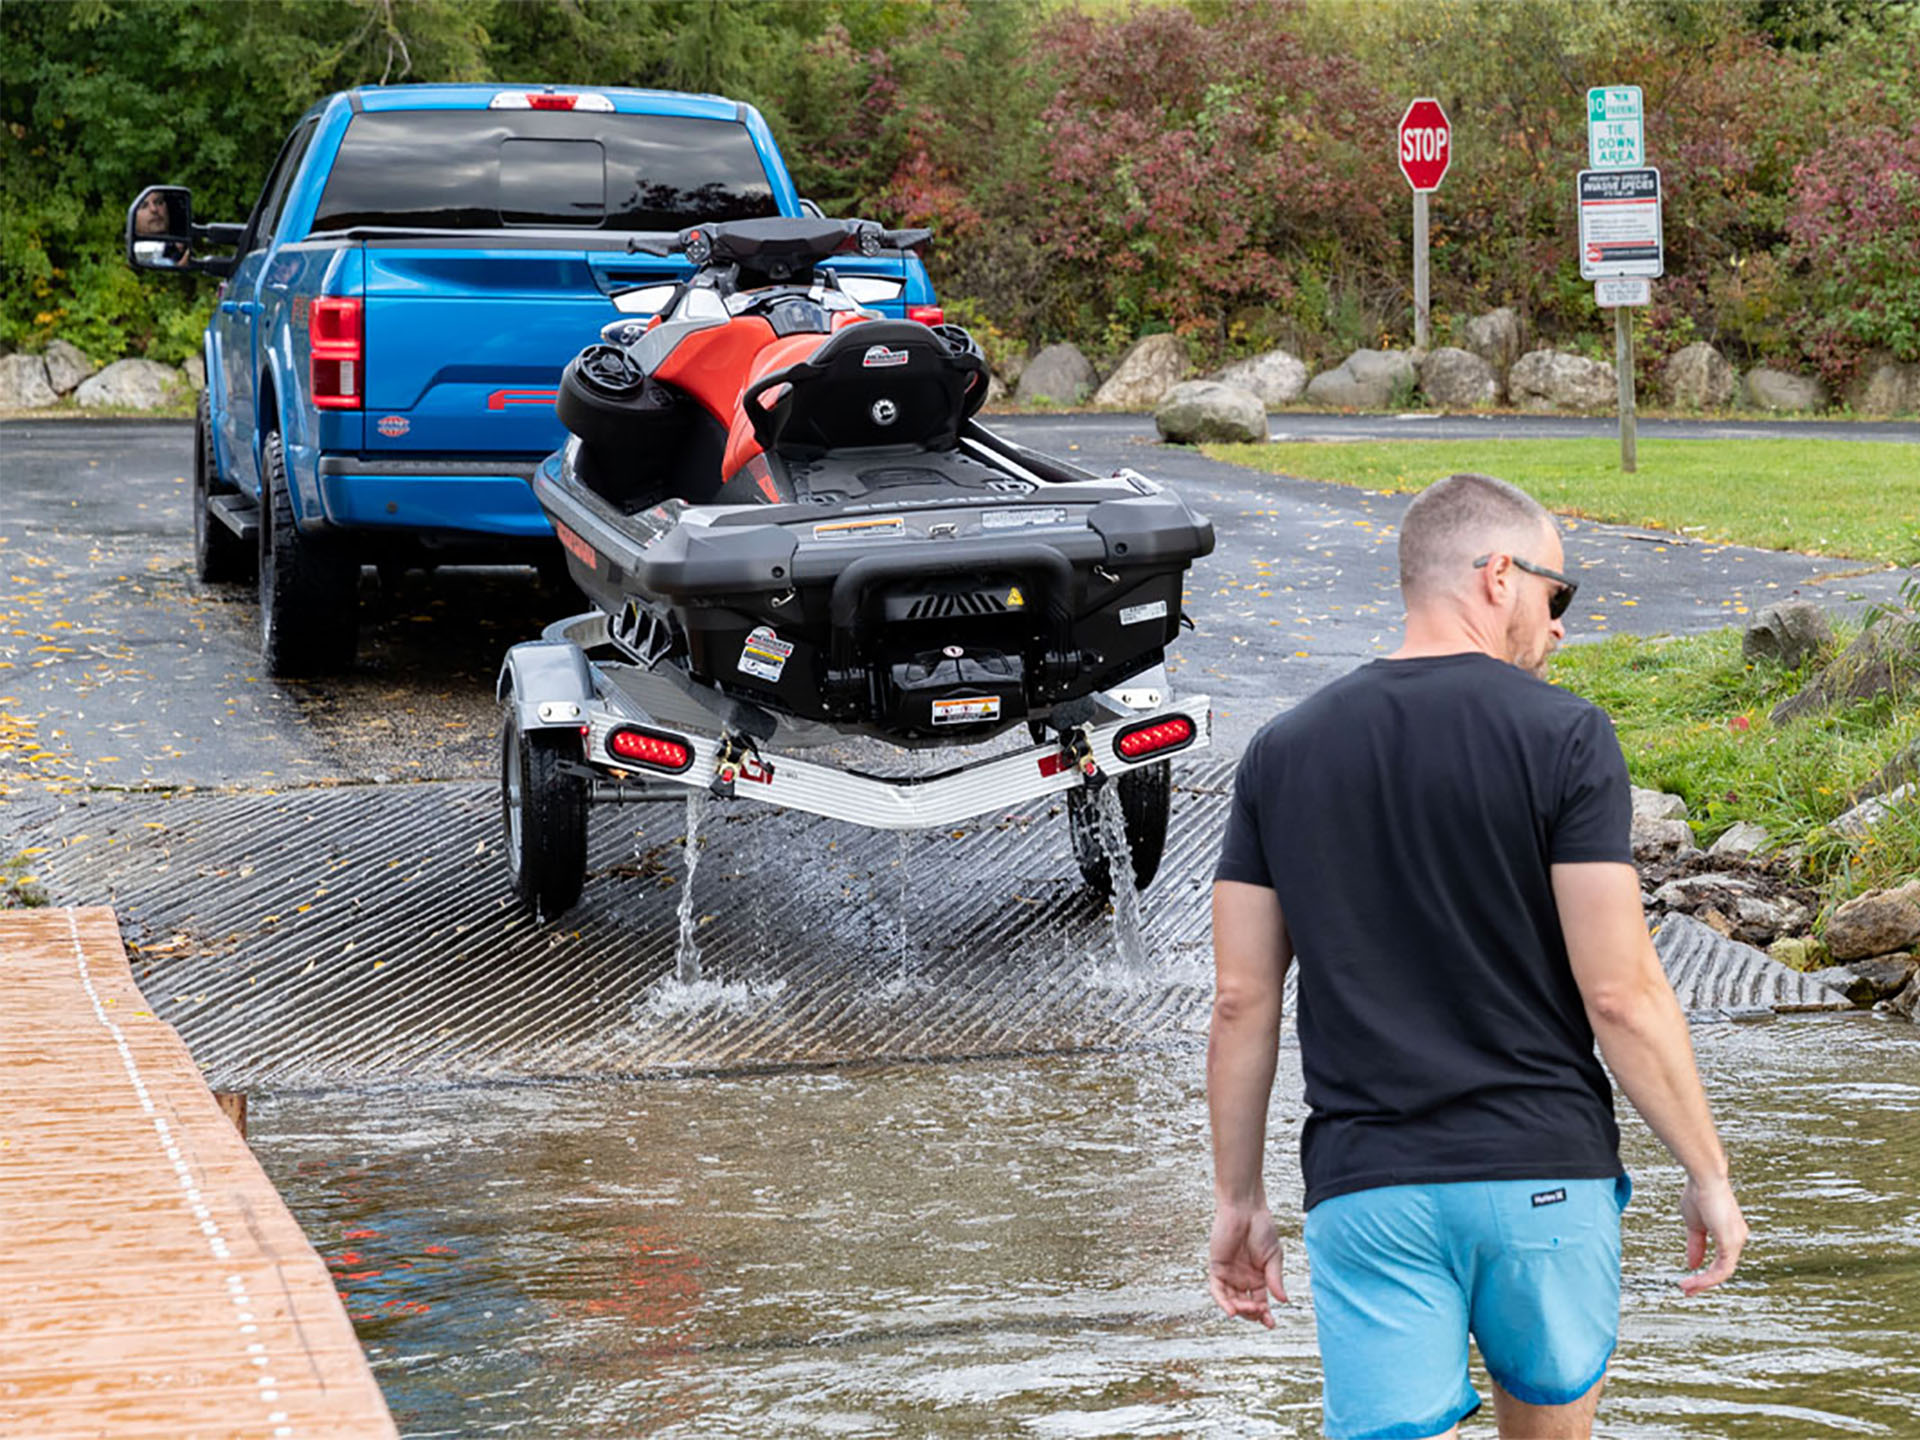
[813,517,905,540]
[738,625,794,683]
[932,695,1002,726]
[1119,599,1169,626]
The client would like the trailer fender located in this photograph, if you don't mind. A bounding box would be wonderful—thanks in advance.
[499,639,597,732]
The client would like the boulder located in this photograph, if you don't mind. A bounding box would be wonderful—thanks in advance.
[999,347,1028,391]
[1153,380,1267,445]
[1885,972,1920,1021]
[1092,333,1192,409]
[1631,786,1690,822]
[1823,881,1920,962]
[1850,360,1920,417]
[984,373,1009,408]
[1804,965,1877,1005]
[1769,935,1830,972]
[1772,613,1920,723]
[1708,820,1770,858]
[1651,873,1811,948]
[1014,343,1096,407]
[1632,815,1697,864]
[1663,342,1736,409]
[73,358,184,411]
[1462,307,1523,387]
[0,352,57,410]
[1743,366,1825,413]
[1508,349,1616,411]
[1213,348,1309,407]
[1741,600,1834,670]
[182,354,206,392]
[1844,952,1920,1001]
[1832,783,1914,840]
[43,340,96,396]
[1304,348,1417,409]
[1417,347,1498,408]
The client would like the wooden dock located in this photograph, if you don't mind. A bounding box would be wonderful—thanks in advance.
[0,907,398,1440]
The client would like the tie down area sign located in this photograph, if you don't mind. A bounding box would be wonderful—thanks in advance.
[1578,168,1663,279]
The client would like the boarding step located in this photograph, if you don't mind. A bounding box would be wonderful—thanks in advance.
[208,491,259,542]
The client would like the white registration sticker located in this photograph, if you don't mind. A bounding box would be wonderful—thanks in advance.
[932,695,1001,726]
[1119,599,1169,626]
[981,506,1069,530]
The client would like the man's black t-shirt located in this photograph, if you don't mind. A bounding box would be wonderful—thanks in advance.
[1215,652,1634,1209]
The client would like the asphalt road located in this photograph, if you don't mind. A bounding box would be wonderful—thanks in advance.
[0,415,1911,799]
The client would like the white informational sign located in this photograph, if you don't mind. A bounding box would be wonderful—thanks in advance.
[1578,168,1663,279]
[1587,86,1644,169]
[1594,277,1651,308]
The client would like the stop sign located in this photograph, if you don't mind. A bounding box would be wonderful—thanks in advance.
[1398,98,1452,192]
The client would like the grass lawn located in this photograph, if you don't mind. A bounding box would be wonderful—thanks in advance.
[1202,438,1920,566]
[1549,626,1919,916]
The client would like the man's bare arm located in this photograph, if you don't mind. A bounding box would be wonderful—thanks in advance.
[1207,879,1294,1323]
[1553,860,1747,1294]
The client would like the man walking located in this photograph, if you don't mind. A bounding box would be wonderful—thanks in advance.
[1206,473,1745,1439]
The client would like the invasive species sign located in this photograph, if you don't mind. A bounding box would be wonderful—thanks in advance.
[1578,168,1663,279]
[1587,86,1644,169]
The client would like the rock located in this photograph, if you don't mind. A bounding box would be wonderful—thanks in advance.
[984,373,1009,408]
[1845,952,1920,1001]
[0,352,57,409]
[1462,307,1523,389]
[1632,815,1697,864]
[1417,347,1497,408]
[1092,333,1192,409]
[1772,613,1920,723]
[1770,935,1830,972]
[1743,366,1825,413]
[1213,348,1309,407]
[1823,881,1920,961]
[1884,973,1920,1021]
[1303,348,1417,409]
[73,358,184,411]
[1663,342,1737,409]
[1509,349,1617,411]
[1832,783,1914,840]
[1631,786,1690,821]
[1153,380,1268,445]
[1708,820,1771,858]
[1000,348,1028,390]
[1850,359,1920,416]
[182,354,206,392]
[1804,966,1877,1005]
[1013,343,1095,407]
[43,339,96,396]
[1651,873,1811,947]
[1742,600,1834,670]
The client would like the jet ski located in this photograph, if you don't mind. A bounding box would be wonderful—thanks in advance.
[498,216,1215,917]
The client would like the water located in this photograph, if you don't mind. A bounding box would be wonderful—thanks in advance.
[1093,782,1148,970]
[253,1013,1920,1438]
[673,791,706,986]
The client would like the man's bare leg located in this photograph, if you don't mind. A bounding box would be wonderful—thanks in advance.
[1492,1373,1605,1438]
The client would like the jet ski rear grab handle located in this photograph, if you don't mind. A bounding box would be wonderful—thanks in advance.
[505,609,1211,832]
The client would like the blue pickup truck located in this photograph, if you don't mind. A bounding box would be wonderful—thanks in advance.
[126,84,940,675]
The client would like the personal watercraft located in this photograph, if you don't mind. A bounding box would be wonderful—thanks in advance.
[498,217,1215,916]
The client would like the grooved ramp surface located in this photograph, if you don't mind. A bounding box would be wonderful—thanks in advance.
[0,907,398,1440]
[17,767,1831,1086]
[1652,912,1852,1015]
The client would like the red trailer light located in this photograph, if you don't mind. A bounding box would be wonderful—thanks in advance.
[310,297,363,411]
[906,305,945,326]
[607,726,694,773]
[1115,715,1195,760]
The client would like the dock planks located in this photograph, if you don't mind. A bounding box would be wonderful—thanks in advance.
[0,907,397,1440]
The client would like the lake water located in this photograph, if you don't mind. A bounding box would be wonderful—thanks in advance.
[254,1012,1920,1438]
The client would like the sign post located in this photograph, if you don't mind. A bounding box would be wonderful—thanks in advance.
[1583,85,1656,474]
[1397,98,1451,351]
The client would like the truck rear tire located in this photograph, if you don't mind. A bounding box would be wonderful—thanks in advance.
[501,713,588,918]
[1069,761,1171,896]
[193,393,254,585]
[258,428,358,675]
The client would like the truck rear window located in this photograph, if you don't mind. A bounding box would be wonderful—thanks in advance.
[312,110,779,232]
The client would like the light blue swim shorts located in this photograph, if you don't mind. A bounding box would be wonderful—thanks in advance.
[1302,1174,1631,1440]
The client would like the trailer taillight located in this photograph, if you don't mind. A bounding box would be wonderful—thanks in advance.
[608,726,694,773]
[310,298,363,411]
[1115,715,1195,761]
[907,305,945,326]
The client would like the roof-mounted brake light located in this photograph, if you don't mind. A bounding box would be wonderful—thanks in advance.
[489,92,615,112]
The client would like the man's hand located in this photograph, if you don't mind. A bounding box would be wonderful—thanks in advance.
[1679,1173,1747,1295]
[1208,1202,1287,1326]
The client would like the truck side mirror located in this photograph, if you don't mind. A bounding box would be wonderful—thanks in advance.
[126,186,195,271]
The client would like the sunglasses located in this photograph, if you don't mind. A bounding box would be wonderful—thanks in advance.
[1473,552,1578,620]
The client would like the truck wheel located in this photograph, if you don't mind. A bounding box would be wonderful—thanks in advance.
[501,713,588,918]
[193,393,253,584]
[258,428,358,675]
[1068,761,1172,896]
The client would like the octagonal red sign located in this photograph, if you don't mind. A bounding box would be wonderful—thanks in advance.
[1398,98,1452,192]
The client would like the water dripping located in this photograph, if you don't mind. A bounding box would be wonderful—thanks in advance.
[1094,782,1148,969]
[895,829,915,983]
[674,790,707,985]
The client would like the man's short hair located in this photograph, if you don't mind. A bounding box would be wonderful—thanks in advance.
[1398,472,1553,601]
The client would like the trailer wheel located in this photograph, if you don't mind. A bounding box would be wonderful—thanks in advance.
[193,393,254,584]
[259,428,358,675]
[1068,760,1171,896]
[501,713,588,918]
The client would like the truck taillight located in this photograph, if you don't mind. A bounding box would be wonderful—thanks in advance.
[907,305,945,326]
[311,297,362,411]
[490,91,614,112]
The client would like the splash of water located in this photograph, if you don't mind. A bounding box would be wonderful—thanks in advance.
[674,790,707,985]
[895,829,916,982]
[1093,782,1148,969]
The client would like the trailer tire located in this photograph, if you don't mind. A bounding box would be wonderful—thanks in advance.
[502,713,588,918]
[193,393,253,584]
[258,428,358,675]
[1068,760,1171,896]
